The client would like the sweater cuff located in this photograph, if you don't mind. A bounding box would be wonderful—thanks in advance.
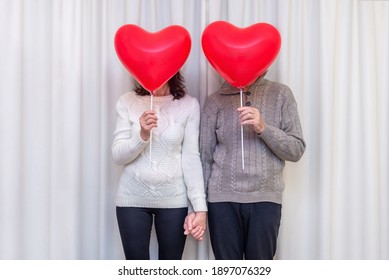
[257,124,272,140]
[189,198,208,213]
[187,201,194,214]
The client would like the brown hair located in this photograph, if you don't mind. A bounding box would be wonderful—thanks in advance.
[134,72,186,100]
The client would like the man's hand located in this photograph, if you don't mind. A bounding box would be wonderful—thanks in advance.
[237,106,265,134]
[184,211,207,241]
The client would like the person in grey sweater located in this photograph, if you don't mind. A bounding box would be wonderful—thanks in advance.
[200,73,306,259]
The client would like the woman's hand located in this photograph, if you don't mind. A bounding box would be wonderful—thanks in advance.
[139,110,157,141]
[184,211,207,241]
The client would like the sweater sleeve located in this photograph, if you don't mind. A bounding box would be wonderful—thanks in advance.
[200,96,218,195]
[259,86,306,162]
[181,98,207,213]
[111,95,149,166]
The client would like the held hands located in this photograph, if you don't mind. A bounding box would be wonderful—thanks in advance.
[237,106,265,134]
[139,110,158,141]
[184,211,207,241]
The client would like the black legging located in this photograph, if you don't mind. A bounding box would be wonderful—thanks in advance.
[116,206,188,260]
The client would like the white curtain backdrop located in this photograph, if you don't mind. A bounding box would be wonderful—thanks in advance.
[0,0,388,260]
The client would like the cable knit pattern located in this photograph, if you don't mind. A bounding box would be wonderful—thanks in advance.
[112,92,207,212]
[230,96,239,192]
[272,90,283,192]
[259,82,268,192]
[200,78,306,204]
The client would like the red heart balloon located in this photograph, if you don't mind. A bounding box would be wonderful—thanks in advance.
[114,25,191,92]
[202,21,281,88]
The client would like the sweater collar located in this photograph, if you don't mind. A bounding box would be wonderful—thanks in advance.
[219,77,268,95]
[144,93,174,103]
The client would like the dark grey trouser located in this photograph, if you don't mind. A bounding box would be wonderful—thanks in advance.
[208,201,281,260]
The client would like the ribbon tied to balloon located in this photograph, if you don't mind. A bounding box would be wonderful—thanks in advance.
[114,24,191,164]
[202,21,281,169]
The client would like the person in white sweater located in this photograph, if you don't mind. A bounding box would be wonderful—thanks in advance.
[112,72,207,260]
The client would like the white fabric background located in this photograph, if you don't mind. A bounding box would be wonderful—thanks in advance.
[0,0,388,260]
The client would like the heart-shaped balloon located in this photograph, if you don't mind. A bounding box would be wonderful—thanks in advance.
[114,25,191,92]
[202,21,281,88]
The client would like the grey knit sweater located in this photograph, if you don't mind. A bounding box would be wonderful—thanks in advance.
[200,78,306,204]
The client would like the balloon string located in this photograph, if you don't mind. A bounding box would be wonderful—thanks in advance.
[150,93,153,165]
[240,88,245,170]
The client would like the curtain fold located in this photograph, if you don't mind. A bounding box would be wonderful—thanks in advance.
[0,0,388,260]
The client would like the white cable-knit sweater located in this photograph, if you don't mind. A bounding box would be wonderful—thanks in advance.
[112,92,207,212]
